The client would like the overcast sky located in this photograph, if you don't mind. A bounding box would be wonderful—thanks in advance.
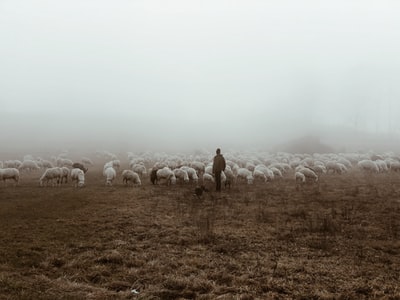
[1,0,400,152]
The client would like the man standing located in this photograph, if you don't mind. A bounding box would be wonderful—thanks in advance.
[213,148,226,192]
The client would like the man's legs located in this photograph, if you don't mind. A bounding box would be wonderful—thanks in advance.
[215,171,221,191]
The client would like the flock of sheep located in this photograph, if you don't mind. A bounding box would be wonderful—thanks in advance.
[1,149,400,189]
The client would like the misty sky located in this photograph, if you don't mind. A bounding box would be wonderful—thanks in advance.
[1,1,400,152]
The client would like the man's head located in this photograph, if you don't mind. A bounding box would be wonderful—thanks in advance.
[216,148,221,154]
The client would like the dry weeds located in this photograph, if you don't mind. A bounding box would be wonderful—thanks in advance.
[0,168,400,299]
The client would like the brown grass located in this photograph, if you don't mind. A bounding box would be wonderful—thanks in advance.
[1,168,400,299]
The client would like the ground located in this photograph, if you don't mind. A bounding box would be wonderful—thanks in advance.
[0,167,400,299]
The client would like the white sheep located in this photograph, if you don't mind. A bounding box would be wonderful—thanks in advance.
[4,160,22,169]
[60,167,70,183]
[104,167,117,186]
[182,167,199,184]
[71,168,85,188]
[81,157,94,166]
[253,169,267,183]
[39,167,62,187]
[130,163,147,177]
[236,168,254,184]
[173,168,189,183]
[156,167,176,185]
[0,168,20,185]
[390,161,400,172]
[269,167,283,178]
[295,171,306,183]
[202,173,215,184]
[357,160,379,173]
[56,158,73,168]
[190,161,205,174]
[375,159,388,172]
[40,160,54,169]
[297,167,318,182]
[122,170,141,186]
[19,160,40,172]
[103,160,120,175]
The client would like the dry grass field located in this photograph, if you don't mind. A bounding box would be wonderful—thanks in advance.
[1,166,400,299]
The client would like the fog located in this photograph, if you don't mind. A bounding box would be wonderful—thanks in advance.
[2,0,400,155]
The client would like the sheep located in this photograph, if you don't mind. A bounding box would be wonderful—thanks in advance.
[297,167,319,182]
[254,164,274,181]
[269,167,283,178]
[375,159,389,172]
[0,168,20,185]
[39,167,62,187]
[156,167,176,185]
[357,160,379,173]
[103,160,120,175]
[104,167,117,186]
[4,160,22,169]
[390,161,400,172]
[39,160,54,169]
[253,169,268,183]
[56,158,73,168]
[81,157,94,166]
[236,168,254,184]
[202,173,215,184]
[190,161,205,174]
[295,171,306,183]
[173,168,189,183]
[72,162,88,173]
[182,167,199,184]
[131,163,147,177]
[60,167,70,183]
[326,161,347,174]
[70,168,85,188]
[122,170,141,186]
[19,160,40,172]
[224,167,235,187]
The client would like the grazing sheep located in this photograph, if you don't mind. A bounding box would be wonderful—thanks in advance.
[173,168,189,183]
[326,161,347,174]
[202,173,215,184]
[4,160,22,169]
[236,168,254,184]
[104,167,117,186]
[70,168,85,188]
[81,157,94,166]
[56,158,73,168]
[358,160,379,173]
[0,168,20,185]
[253,169,268,183]
[269,167,283,178]
[295,171,306,183]
[131,163,147,177]
[19,160,40,172]
[390,161,400,172]
[60,167,70,183]
[298,167,319,182]
[183,167,199,184]
[122,170,141,186]
[72,162,88,173]
[40,160,54,169]
[39,167,62,187]
[224,166,235,188]
[156,167,176,185]
[190,161,205,174]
